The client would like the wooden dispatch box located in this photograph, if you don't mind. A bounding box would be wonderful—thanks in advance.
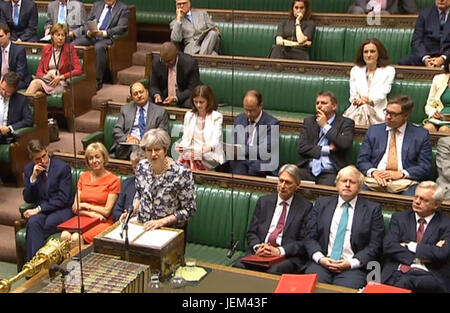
[94,221,185,280]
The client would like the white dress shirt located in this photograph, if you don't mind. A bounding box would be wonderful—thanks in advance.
[0,94,12,133]
[312,196,362,269]
[247,110,263,146]
[131,102,148,139]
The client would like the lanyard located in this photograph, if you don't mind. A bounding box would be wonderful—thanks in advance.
[52,46,64,75]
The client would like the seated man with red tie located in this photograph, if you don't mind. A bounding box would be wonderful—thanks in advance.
[382,181,450,292]
[22,140,74,261]
[234,164,312,274]
[357,95,433,196]
[304,165,385,289]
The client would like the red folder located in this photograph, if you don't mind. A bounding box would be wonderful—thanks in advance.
[240,254,286,268]
[362,281,412,293]
[57,216,101,233]
[274,274,318,293]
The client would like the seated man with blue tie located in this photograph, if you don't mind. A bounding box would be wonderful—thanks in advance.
[0,0,38,42]
[72,0,130,90]
[45,0,87,40]
[382,181,450,292]
[304,165,385,289]
[399,0,450,67]
[0,72,33,144]
[348,0,419,14]
[112,81,169,160]
[297,90,355,186]
[357,95,433,196]
[22,140,74,261]
[234,164,312,274]
[170,0,221,55]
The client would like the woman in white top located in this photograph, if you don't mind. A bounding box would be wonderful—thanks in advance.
[343,38,396,126]
[177,85,225,170]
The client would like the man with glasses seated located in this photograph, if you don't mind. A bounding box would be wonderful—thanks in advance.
[357,95,433,195]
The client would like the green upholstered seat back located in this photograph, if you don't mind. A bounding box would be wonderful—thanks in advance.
[0,144,10,163]
[27,54,41,75]
[71,168,85,193]
[38,12,47,39]
[280,132,299,166]
[352,140,364,165]
[322,76,351,115]
[104,114,119,151]
[310,27,346,62]
[311,0,354,12]
[417,0,435,9]
[383,211,394,233]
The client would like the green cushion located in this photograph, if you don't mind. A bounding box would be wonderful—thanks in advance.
[185,243,245,266]
[27,54,41,75]
[383,211,394,233]
[38,12,47,39]
[280,133,299,166]
[311,0,354,12]
[0,144,10,163]
[310,27,346,62]
[16,228,61,251]
[47,93,64,109]
[417,0,435,9]
[104,114,119,151]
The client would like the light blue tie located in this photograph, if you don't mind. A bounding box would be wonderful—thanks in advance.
[58,3,66,24]
[187,13,194,24]
[311,129,326,176]
[99,6,112,30]
[330,202,350,261]
[13,4,19,27]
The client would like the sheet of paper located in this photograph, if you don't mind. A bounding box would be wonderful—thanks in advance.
[133,229,179,248]
[103,222,144,242]
[39,34,51,42]
[87,20,98,32]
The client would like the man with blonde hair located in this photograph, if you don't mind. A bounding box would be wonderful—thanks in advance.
[304,165,385,289]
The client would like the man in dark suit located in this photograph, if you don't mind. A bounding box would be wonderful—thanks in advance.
[229,89,280,177]
[112,81,169,160]
[0,23,31,89]
[357,95,433,196]
[23,139,74,261]
[399,0,450,66]
[382,181,450,292]
[0,72,33,144]
[234,164,312,274]
[149,41,201,108]
[72,0,130,90]
[348,0,419,14]
[304,165,385,289]
[297,90,354,186]
[0,0,38,42]
[112,149,145,221]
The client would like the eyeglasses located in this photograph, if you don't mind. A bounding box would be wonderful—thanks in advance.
[383,109,403,117]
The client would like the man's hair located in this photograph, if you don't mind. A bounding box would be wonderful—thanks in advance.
[279,164,302,185]
[2,71,20,89]
[387,95,414,114]
[129,81,148,97]
[335,165,365,190]
[27,139,46,158]
[243,89,263,107]
[0,23,10,35]
[417,181,444,203]
[317,90,338,105]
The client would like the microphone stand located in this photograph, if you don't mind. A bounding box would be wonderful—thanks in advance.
[120,209,133,262]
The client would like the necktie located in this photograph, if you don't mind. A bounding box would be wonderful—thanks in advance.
[168,66,176,98]
[13,4,19,27]
[268,201,288,246]
[138,107,146,138]
[330,202,350,261]
[386,129,398,171]
[311,129,327,176]
[58,3,66,24]
[400,218,427,273]
[187,13,194,24]
[441,11,447,27]
[99,6,112,31]
[1,48,8,78]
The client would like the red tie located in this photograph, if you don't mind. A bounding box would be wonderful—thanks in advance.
[268,201,287,247]
[400,218,426,273]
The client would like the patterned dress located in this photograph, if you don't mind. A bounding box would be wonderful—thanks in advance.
[134,159,196,227]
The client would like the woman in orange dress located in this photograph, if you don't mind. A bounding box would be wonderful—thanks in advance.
[60,142,121,247]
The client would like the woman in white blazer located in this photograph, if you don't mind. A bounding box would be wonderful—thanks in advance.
[343,38,395,126]
[423,59,450,133]
[177,85,225,170]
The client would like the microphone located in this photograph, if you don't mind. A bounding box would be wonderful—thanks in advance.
[49,264,69,278]
[120,209,133,238]
[227,239,239,259]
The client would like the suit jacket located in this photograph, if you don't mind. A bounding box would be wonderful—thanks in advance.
[6,92,33,131]
[112,176,135,222]
[352,0,418,13]
[424,73,450,118]
[349,65,396,121]
[23,157,73,213]
[45,0,87,38]
[436,137,450,199]
[170,9,217,54]
[233,110,280,176]
[37,43,82,79]
[150,52,201,106]
[357,122,433,181]
[179,110,225,165]
[0,0,38,42]
[381,209,450,291]
[411,5,450,59]
[304,195,385,266]
[247,192,312,259]
[297,114,354,172]
[112,101,169,159]
[84,0,129,39]
[0,42,32,90]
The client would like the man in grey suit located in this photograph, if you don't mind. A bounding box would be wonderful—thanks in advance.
[348,0,418,14]
[45,0,87,40]
[72,0,129,90]
[112,81,169,160]
[170,0,221,55]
